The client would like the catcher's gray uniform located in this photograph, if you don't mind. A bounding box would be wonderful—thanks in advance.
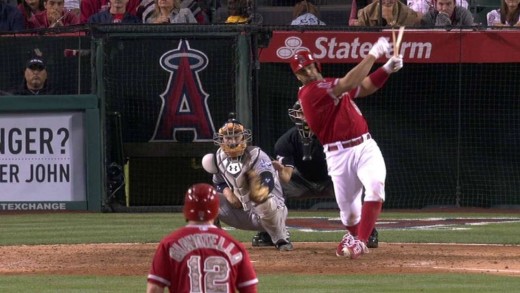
[212,146,290,245]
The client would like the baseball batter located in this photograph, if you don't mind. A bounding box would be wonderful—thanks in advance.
[290,37,403,259]
[202,113,293,251]
[273,101,379,248]
[146,183,258,293]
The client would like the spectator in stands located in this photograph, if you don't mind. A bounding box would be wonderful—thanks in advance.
[88,0,141,23]
[487,0,520,26]
[138,0,209,24]
[145,0,197,23]
[18,0,45,28]
[80,0,140,23]
[407,0,468,17]
[291,0,325,25]
[182,0,209,23]
[12,56,54,95]
[356,0,420,26]
[349,0,369,26]
[420,0,474,26]
[27,0,80,28]
[64,0,80,16]
[225,0,250,23]
[0,0,25,31]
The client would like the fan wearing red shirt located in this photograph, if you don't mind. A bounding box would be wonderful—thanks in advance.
[146,183,258,293]
[80,0,140,23]
[290,37,403,259]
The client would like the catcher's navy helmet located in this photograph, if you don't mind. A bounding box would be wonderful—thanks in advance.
[290,50,321,73]
[183,183,219,222]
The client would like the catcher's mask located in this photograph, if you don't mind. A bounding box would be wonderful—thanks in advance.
[183,183,220,222]
[213,113,252,158]
[288,101,314,161]
[290,50,321,73]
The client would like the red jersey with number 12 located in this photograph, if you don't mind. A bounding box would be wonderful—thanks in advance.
[298,78,369,144]
[147,224,258,292]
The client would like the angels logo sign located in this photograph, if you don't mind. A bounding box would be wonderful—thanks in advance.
[151,40,215,142]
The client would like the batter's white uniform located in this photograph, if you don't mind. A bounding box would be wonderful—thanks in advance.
[298,78,386,243]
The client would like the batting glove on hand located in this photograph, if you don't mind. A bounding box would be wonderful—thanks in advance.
[382,55,403,73]
[369,37,391,59]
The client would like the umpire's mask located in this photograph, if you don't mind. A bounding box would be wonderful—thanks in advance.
[288,101,313,161]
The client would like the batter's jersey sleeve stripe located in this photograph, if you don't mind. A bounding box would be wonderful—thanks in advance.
[353,86,361,99]
[147,274,171,287]
[237,278,259,288]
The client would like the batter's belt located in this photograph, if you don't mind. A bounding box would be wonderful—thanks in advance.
[324,133,372,152]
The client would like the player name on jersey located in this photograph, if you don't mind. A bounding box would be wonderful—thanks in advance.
[169,233,244,264]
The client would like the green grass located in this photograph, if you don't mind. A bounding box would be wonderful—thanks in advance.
[1,211,520,245]
[258,274,520,292]
[0,273,519,292]
[1,211,519,292]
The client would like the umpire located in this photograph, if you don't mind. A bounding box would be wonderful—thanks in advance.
[272,101,379,248]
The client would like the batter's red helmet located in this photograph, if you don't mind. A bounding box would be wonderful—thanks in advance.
[290,50,321,73]
[183,183,220,222]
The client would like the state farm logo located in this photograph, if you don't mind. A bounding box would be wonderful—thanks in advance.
[276,36,432,60]
[276,36,309,59]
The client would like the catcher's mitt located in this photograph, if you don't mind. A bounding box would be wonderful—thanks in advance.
[247,170,269,204]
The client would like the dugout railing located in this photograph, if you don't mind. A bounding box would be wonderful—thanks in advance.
[0,25,519,212]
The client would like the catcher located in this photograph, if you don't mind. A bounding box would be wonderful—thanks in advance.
[202,113,293,251]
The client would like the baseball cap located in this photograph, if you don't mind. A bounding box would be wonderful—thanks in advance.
[26,57,46,70]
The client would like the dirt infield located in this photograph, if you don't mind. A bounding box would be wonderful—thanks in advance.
[1,242,519,277]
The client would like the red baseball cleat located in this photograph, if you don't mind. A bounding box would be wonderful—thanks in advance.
[336,233,369,259]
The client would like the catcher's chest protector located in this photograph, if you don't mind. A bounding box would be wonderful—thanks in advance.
[216,146,261,196]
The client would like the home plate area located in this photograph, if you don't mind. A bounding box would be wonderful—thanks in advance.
[286,217,520,232]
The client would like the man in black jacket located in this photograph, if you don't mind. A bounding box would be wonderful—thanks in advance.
[12,56,54,95]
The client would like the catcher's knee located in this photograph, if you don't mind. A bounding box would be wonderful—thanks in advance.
[254,196,277,218]
[364,181,385,202]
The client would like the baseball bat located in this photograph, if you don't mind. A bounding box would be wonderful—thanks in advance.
[394,26,405,57]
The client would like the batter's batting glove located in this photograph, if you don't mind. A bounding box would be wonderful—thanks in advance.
[382,55,404,73]
[369,37,391,59]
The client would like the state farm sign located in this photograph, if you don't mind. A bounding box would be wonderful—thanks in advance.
[259,30,520,64]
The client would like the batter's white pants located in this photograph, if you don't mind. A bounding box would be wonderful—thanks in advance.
[325,138,386,227]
